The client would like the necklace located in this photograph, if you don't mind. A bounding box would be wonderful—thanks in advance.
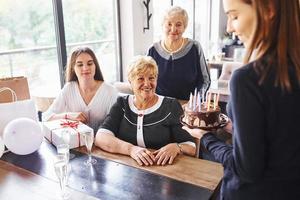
[162,38,185,54]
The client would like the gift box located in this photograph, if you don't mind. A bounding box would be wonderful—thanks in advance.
[42,120,93,149]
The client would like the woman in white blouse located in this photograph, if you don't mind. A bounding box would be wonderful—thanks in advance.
[43,47,118,131]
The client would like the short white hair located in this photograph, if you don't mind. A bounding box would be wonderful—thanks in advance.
[163,6,189,28]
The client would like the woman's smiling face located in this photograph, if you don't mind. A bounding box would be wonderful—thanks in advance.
[131,70,157,101]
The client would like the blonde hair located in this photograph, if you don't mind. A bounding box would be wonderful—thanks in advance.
[163,6,189,28]
[127,56,158,82]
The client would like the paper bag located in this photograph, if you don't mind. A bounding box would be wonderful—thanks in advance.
[0,87,37,137]
[0,76,30,103]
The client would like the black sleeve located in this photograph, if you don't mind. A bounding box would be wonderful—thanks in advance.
[202,68,266,182]
[100,96,125,136]
[169,99,196,144]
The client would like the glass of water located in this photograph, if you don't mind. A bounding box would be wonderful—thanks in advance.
[57,144,70,162]
[60,129,75,160]
[83,130,97,166]
[53,154,70,199]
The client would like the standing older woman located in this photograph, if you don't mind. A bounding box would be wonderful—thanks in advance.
[148,6,210,100]
[184,0,300,199]
[95,56,195,166]
[43,47,118,132]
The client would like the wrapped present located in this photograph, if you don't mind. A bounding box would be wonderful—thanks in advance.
[42,119,93,149]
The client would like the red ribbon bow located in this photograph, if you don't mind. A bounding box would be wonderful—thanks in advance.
[60,120,79,129]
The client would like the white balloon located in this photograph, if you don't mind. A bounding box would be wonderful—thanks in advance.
[3,118,43,155]
[0,137,4,158]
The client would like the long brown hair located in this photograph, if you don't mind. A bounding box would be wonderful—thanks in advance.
[65,46,104,82]
[243,0,300,91]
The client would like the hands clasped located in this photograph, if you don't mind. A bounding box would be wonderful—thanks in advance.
[66,112,88,123]
[130,143,181,166]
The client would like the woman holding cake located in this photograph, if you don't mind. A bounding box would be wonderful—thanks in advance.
[183,0,300,199]
[147,6,210,100]
[95,56,196,166]
[43,46,118,132]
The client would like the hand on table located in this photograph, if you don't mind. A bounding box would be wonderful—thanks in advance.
[130,146,155,166]
[153,143,180,166]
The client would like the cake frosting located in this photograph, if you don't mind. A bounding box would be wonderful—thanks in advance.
[182,103,221,128]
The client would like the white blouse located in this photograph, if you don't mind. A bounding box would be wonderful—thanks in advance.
[42,81,118,131]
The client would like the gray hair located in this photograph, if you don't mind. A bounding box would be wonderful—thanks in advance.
[163,6,189,28]
[127,56,158,82]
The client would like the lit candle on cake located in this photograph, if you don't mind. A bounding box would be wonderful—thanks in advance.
[201,89,205,104]
[216,92,220,106]
[188,93,193,109]
[193,88,197,111]
[197,91,201,112]
[207,92,211,111]
[213,93,217,110]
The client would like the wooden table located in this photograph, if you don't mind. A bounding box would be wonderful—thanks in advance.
[0,141,223,200]
[78,146,223,191]
[0,160,97,200]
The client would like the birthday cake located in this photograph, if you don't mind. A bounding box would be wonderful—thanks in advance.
[182,103,221,128]
[181,91,227,130]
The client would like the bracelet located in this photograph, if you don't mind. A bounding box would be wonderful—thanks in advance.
[176,143,183,155]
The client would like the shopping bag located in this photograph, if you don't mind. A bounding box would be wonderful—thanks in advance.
[0,87,37,137]
[0,76,30,103]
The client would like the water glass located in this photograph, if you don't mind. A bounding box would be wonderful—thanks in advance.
[57,143,70,163]
[53,154,70,199]
[83,130,97,166]
[60,129,75,160]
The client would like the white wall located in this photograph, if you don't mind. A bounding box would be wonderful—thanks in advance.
[119,0,153,81]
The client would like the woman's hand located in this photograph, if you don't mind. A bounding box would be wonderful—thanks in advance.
[182,126,208,139]
[129,146,155,166]
[153,143,180,166]
[222,119,233,134]
[65,112,88,123]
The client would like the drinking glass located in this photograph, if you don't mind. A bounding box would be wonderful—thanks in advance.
[53,154,70,199]
[57,144,70,162]
[83,130,97,165]
[60,129,75,159]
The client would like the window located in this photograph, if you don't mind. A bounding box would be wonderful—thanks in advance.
[62,0,118,83]
[0,0,60,96]
[0,0,119,98]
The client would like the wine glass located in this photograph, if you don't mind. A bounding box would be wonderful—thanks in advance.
[53,154,70,199]
[56,143,71,185]
[83,130,97,166]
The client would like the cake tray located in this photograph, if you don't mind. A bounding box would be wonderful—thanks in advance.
[180,113,229,131]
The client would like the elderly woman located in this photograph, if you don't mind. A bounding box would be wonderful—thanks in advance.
[147,6,210,100]
[43,47,118,132]
[95,56,195,166]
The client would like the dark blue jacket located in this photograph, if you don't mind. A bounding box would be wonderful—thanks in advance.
[201,59,300,199]
[148,39,210,100]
